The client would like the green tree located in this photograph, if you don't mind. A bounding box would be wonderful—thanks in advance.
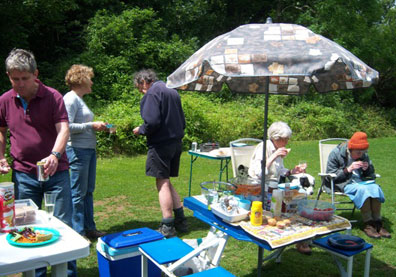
[294,0,396,106]
[81,8,197,101]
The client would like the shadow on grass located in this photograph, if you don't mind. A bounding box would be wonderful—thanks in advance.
[102,215,209,236]
[237,242,396,277]
[337,210,394,234]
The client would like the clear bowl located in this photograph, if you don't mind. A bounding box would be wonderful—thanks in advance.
[229,176,261,196]
[298,199,335,221]
[200,181,236,195]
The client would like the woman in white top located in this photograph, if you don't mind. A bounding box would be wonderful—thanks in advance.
[64,64,108,240]
[248,121,312,255]
[249,121,303,182]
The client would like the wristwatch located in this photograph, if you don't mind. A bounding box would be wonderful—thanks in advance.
[51,151,62,159]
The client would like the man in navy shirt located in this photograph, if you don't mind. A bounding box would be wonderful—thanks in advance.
[133,69,187,238]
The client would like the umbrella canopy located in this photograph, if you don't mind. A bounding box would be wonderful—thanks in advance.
[167,21,378,207]
[167,23,378,94]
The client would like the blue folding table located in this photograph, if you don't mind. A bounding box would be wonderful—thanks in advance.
[184,196,352,277]
[184,197,284,277]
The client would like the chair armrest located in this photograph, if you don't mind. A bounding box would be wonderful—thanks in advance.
[318,173,336,178]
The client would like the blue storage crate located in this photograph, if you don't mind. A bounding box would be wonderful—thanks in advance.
[97,227,163,277]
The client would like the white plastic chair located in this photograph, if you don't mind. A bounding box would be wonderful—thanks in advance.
[229,138,262,178]
[316,138,356,216]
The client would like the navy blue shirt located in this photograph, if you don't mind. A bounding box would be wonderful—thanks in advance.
[138,81,185,146]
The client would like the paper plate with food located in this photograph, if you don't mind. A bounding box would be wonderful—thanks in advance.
[7,226,60,247]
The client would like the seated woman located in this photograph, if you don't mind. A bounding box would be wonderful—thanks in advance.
[248,121,313,254]
[248,121,312,187]
[325,132,390,238]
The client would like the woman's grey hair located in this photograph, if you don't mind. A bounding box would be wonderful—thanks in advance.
[133,69,158,87]
[268,121,292,140]
[5,49,37,74]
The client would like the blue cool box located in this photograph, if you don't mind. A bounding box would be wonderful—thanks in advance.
[97,227,164,277]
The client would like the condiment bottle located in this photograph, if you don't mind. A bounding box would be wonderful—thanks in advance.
[265,182,278,211]
[270,189,283,217]
[282,182,292,213]
[250,201,263,226]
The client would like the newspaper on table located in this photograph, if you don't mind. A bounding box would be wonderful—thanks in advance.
[193,194,351,249]
[239,214,351,249]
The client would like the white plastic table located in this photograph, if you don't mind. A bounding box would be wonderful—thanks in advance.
[0,210,90,277]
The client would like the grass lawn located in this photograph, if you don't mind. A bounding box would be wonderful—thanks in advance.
[18,137,396,276]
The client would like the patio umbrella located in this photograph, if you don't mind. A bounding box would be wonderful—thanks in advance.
[166,21,378,274]
[167,18,378,203]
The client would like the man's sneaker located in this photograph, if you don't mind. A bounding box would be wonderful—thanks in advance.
[174,217,188,233]
[158,223,176,238]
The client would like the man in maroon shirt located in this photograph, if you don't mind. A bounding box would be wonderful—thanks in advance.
[0,49,76,276]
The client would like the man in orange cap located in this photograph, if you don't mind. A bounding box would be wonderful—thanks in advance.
[325,132,390,239]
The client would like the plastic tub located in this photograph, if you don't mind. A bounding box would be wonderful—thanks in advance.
[298,199,335,221]
[15,199,38,225]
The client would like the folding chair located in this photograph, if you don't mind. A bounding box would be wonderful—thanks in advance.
[139,226,234,277]
[229,138,262,178]
[316,138,356,216]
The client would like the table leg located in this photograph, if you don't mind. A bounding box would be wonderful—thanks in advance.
[257,247,263,277]
[364,248,372,277]
[22,270,35,277]
[225,159,230,181]
[141,255,148,277]
[189,156,199,197]
[219,159,224,181]
[218,158,231,182]
[51,262,67,277]
[346,257,353,277]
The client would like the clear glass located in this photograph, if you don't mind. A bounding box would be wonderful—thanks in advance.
[283,183,292,206]
[106,124,116,134]
[44,192,57,222]
[298,160,307,172]
[205,189,218,209]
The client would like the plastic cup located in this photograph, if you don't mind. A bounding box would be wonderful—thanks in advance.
[106,124,116,134]
[238,199,251,210]
[44,192,57,222]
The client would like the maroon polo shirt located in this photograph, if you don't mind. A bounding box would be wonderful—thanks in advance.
[0,80,69,174]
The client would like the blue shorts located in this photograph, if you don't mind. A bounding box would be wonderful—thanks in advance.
[146,141,182,179]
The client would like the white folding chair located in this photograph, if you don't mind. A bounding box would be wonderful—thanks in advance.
[139,226,233,277]
[316,138,356,216]
[229,138,262,178]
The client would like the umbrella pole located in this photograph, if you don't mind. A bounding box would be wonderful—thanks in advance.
[260,79,269,204]
[258,78,270,277]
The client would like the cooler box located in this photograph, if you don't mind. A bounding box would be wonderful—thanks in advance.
[97,227,164,277]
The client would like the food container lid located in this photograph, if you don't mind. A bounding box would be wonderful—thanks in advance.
[200,181,236,192]
[101,227,164,249]
[229,176,261,186]
[15,199,39,210]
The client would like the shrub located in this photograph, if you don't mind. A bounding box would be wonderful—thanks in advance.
[93,92,396,157]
